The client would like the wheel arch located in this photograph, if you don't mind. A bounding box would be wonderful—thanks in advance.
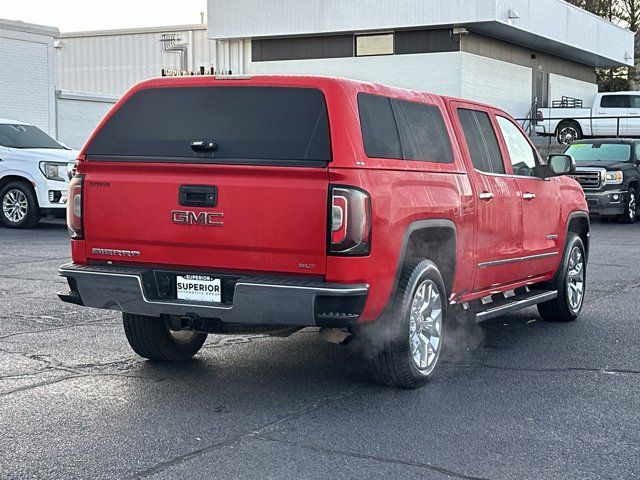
[388,220,458,307]
[555,119,582,135]
[567,211,590,263]
[0,173,38,195]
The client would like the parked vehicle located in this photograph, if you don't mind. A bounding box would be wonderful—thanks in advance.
[0,119,78,228]
[536,92,640,145]
[565,138,640,223]
[58,76,589,388]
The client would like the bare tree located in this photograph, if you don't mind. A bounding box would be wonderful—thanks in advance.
[614,1,640,89]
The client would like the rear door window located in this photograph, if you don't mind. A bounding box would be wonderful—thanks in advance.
[457,109,505,174]
[85,86,331,164]
[358,93,453,163]
[392,99,453,163]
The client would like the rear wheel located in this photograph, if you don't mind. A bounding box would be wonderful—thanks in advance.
[556,121,582,145]
[364,260,446,388]
[0,182,40,229]
[537,234,586,322]
[122,313,207,361]
[621,186,638,224]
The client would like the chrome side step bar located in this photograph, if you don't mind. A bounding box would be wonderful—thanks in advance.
[474,290,558,323]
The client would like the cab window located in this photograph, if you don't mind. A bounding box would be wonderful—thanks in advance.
[601,95,630,109]
[496,116,538,177]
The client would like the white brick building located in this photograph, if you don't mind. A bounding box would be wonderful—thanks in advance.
[0,19,59,135]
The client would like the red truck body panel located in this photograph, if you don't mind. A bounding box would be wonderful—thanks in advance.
[70,75,588,324]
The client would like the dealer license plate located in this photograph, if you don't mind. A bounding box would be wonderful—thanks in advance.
[176,275,222,303]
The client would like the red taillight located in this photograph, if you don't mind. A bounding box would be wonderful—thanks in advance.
[67,174,84,239]
[329,186,371,256]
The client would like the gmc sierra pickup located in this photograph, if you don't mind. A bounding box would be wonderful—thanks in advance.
[58,75,590,388]
[565,138,640,222]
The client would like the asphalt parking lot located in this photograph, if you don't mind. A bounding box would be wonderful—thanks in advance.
[1,220,639,480]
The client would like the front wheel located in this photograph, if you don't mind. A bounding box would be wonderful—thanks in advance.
[537,234,586,322]
[364,260,447,388]
[123,313,207,361]
[0,182,40,229]
[621,187,638,224]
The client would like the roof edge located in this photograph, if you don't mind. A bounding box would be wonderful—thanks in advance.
[59,24,207,38]
[0,18,59,37]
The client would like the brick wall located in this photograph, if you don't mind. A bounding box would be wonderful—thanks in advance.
[0,25,57,135]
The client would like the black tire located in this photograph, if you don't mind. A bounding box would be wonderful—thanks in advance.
[363,259,447,389]
[556,121,582,145]
[537,233,586,322]
[0,181,40,229]
[621,186,638,224]
[123,313,207,361]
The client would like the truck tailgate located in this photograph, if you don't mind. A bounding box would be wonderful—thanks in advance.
[83,162,329,275]
[78,83,333,276]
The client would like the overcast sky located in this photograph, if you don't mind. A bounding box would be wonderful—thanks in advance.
[0,0,208,32]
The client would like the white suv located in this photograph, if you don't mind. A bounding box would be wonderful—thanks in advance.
[0,119,78,228]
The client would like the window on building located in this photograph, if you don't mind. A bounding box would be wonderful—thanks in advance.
[356,33,394,56]
[392,99,454,163]
[252,35,353,62]
[601,95,631,109]
[395,29,460,54]
[358,94,402,159]
[457,109,505,174]
[496,116,538,177]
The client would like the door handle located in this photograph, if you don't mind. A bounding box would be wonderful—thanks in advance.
[523,192,536,201]
[478,192,495,201]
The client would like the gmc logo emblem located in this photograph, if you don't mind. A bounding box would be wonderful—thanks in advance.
[171,210,224,227]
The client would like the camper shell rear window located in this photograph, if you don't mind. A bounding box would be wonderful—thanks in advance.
[85,86,331,165]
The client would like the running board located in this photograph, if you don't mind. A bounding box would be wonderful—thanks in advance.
[473,290,558,323]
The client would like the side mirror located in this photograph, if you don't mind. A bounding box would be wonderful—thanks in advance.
[546,154,575,177]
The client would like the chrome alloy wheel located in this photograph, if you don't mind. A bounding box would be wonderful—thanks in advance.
[566,246,585,312]
[2,189,28,223]
[558,126,579,145]
[409,279,443,372]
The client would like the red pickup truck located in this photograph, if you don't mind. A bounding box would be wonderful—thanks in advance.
[58,75,589,388]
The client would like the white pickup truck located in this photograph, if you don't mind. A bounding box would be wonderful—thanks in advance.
[0,118,78,228]
[536,91,640,145]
